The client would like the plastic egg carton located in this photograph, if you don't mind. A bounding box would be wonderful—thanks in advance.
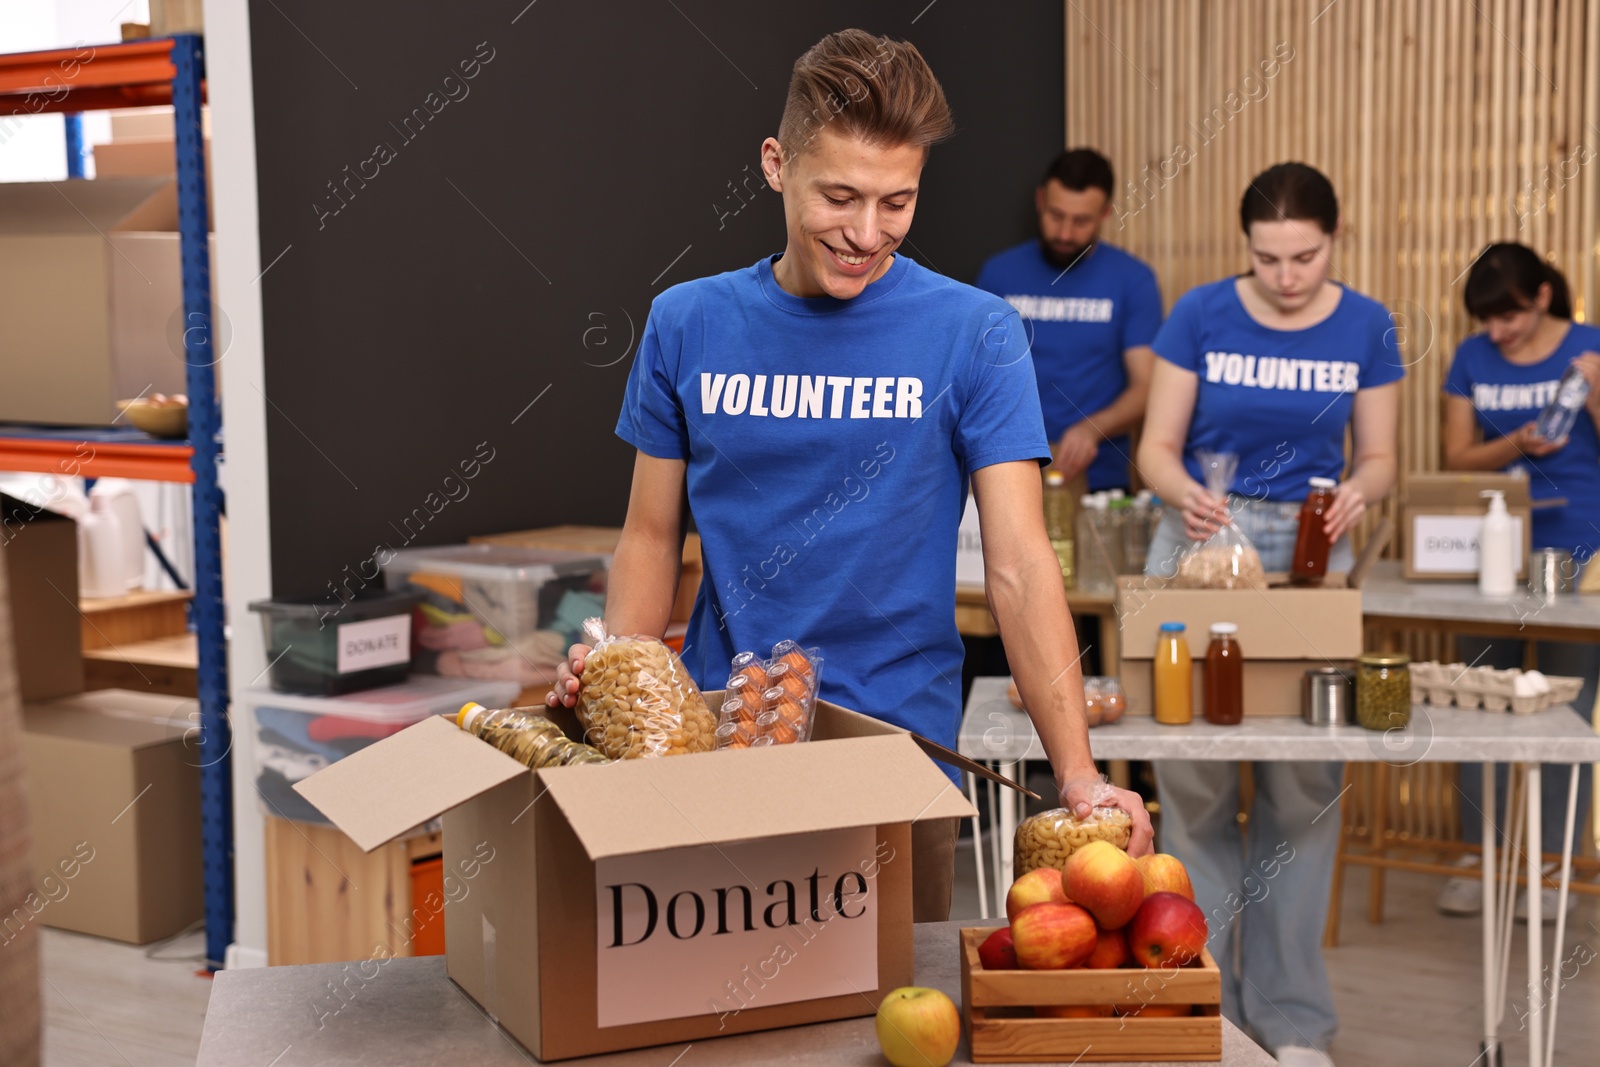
[1409,661,1583,714]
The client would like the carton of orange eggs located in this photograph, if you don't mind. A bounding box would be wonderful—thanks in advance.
[713,641,824,749]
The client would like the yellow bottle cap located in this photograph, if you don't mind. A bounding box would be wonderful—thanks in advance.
[457,702,487,728]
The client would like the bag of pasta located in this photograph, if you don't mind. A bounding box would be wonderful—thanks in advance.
[1013,780,1134,880]
[1174,450,1266,589]
[575,618,716,759]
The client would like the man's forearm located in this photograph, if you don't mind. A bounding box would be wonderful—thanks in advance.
[987,544,1098,786]
[603,525,682,638]
[1076,386,1148,444]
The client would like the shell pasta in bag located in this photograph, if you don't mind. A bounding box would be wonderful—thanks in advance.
[575,618,716,758]
[1175,450,1267,589]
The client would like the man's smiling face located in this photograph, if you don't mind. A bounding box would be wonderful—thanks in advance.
[762,126,925,300]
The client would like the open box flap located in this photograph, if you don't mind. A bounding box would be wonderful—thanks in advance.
[0,178,170,235]
[542,732,975,861]
[293,715,529,852]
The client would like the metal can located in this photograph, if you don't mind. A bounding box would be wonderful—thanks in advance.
[1356,652,1412,730]
[1529,547,1574,599]
[1302,666,1356,726]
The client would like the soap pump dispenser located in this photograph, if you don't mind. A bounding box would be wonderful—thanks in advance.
[1478,489,1516,597]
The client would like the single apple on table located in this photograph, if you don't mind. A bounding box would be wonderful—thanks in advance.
[1011,902,1098,970]
[1080,926,1131,969]
[977,926,1017,971]
[1062,840,1145,929]
[1005,866,1069,923]
[1038,1003,1115,1018]
[1134,853,1195,901]
[1127,891,1209,969]
[875,986,961,1067]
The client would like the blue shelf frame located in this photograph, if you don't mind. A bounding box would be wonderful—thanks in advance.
[169,33,232,972]
[8,35,234,967]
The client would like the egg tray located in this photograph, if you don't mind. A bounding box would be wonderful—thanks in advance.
[1409,661,1584,715]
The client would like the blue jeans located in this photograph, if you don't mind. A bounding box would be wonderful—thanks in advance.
[1454,635,1598,854]
[1146,498,1352,1051]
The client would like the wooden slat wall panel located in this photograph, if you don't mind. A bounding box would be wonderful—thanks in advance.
[1063,0,1600,528]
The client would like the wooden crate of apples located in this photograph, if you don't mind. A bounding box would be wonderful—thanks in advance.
[959,845,1220,1063]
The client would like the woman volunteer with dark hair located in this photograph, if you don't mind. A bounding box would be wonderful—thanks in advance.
[1136,163,1404,1067]
[1434,244,1600,919]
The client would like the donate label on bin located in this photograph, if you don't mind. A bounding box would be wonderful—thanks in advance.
[594,826,880,1028]
[335,613,412,674]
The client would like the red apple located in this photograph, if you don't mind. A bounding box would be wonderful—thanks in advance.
[977,926,1018,971]
[1011,902,1098,970]
[1062,840,1144,929]
[1005,866,1069,922]
[1127,891,1208,969]
[875,986,961,1067]
[1038,1003,1115,1018]
[1134,853,1195,902]
[1080,926,1131,969]
[1115,1002,1193,1018]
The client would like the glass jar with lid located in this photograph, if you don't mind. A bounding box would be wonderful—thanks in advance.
[1356,652,1412,730]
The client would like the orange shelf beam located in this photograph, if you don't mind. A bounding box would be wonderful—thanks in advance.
[0,39,204,117]
[0,435,194,483]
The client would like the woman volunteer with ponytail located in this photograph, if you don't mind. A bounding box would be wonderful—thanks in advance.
[1434,243,1600,919]
[1136,163,1404,1067]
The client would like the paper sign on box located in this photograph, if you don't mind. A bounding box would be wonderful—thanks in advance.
[1410,514,1527,576]
[595,827,878,1028]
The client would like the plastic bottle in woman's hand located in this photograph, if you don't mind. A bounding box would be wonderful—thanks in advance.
[1535,364,1590,442]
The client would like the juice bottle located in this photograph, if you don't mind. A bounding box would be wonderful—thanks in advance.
[1290,477,1338,586]
[1153,622,1193,725]
[1203,623,1243,725]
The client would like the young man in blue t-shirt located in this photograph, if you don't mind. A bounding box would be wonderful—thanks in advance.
[547,30,1152,919]
[976,149,1163,490]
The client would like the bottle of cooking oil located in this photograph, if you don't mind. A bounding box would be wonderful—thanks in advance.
[1043,470,1076,588]
[455,703,612,768]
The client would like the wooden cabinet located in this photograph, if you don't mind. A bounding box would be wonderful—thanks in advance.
[263,816,444,966]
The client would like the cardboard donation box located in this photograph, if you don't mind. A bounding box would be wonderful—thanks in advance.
[1117,577,1364,717]
[21,690,203,944]
[294,699,974,1061]
[2,494,84,702]
[1402,473,1534,580]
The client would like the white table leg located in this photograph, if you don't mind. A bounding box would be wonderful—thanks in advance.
[966,771,989,920]
[1525,762,1543,1067]
[1483,762,1499,1067]
[998,760,1019,894]
[1544,764,1579,1067]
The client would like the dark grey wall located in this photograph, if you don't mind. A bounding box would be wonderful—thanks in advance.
[250,1,1063,595]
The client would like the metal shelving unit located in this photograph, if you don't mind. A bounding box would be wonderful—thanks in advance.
[0,35,231,968]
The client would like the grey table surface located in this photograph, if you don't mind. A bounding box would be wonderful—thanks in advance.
[961,677,1600,764]
[1359,558,1600,629]
[196,921,1273,1066]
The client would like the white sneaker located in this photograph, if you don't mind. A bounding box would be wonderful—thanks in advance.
[1515,863,1579,923]
[1436,855,1483,916]
[1275,1046,1334,1067]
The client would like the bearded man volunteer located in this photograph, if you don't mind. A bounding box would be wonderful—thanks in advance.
[549,29,1152,920]
[977,149,1162,489]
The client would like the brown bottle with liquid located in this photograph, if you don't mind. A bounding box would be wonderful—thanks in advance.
[1204,623,1243,726]
[1290,477,1338,587]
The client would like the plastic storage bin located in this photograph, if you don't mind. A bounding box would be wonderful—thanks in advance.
[381,544,607,688]
[245,675,519,826]
[249,588,424,696]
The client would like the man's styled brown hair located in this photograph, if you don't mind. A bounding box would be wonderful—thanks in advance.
[777,30,955,160]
